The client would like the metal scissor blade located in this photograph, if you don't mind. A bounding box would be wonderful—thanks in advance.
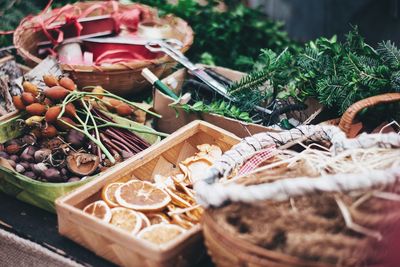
[190,69,228,96]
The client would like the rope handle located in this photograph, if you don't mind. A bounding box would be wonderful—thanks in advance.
[339,93,400,136]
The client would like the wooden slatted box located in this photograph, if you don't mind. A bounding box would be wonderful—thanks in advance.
[55,121,240,267]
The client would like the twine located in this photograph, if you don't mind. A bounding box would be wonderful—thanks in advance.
[195,125,400,207]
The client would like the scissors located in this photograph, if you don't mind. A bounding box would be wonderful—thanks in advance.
[145,39,273,115]
[145,39,229,97]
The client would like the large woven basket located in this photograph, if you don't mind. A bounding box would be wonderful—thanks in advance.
[13,1,194,95]
[200,124,400,267]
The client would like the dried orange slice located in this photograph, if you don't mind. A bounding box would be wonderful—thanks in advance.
[147,213,170,225]
[197,144,222,160]
[180,158,213,183]
[165,187,193,208]
[137,224,185,245]
[101,182,124,207]
[83,200,112,223]
[110,207,142,234]
[115,180,171,211]
[137,212,151,229]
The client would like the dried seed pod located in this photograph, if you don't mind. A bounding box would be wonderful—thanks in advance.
[43,74,59,87]
[59,77,76,91]
[25,116,44,126]
[43,168,62,182]
[21,92,37,105]
[56,117,76,131]
[22,81,39,96]
[16,164,25,173]
[32,162,48,175]
[45,106,62,122]
[0,151,10,159]
[43,98,53,106]
[6,144,21,155]
[21,134,37,145]
[12,95,26,110]
[108,98,122,107]
[42,125,58,138]
[34,148,52,162]
[19,161,30,170]
[92,86,104,98]
[65,103,77,118]
[9,155,19,163]
[116,103,132,116]
[44,86,70,101]
[26,103,47,116]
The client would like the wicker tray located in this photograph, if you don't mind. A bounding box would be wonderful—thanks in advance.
[14,1,194,95]
[55,120,240,267]
[0,112,161,213]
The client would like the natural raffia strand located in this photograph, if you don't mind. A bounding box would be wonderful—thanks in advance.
[200,125,400,267]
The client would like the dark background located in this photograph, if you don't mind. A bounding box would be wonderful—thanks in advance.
[251,0,400,44]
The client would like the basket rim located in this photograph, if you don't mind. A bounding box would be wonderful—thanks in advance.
[13,1,194,72]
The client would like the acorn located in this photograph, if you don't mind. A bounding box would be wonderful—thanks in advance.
[21,92,37,105]
[12,96,25,110]
[26,103,47,116]
[43,74,58,87]
[59,77,76,91]
[5,144,21,155]
[22,81,39,96]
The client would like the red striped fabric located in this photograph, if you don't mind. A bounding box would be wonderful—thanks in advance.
[238,145,276,175]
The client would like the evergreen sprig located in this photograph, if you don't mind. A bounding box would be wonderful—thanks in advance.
[232,28,400,117]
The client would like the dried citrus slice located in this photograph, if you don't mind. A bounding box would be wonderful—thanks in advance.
[137,212,151,229]
[83,200,112,223]
[137,224,185,245]
[165,187,193,208]
[147,213,170,225]
[110,207,142,234]
[115,180,171,211]
[180,158,213,183]
[197,144,222,160]
[101,182,124,207]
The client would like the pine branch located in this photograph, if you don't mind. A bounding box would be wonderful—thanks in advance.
[377,41,400,70]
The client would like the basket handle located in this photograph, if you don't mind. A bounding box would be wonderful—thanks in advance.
[338,93,400,136]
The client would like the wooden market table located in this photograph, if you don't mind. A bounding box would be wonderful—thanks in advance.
[0,193,213,267]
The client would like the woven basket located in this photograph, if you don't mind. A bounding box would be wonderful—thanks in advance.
[13,1,194,95]
[200,125,400,267]
[324,92,400,137]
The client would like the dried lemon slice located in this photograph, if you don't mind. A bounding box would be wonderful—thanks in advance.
[83,200,112,223]
[110,207,142,234]
[115,180,171,211]
[101,182,124,208]
[137,224,185,245]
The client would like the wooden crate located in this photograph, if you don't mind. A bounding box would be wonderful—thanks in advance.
[56,121,240,267]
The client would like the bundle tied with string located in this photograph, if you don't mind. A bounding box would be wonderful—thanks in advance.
[196,125,400,267]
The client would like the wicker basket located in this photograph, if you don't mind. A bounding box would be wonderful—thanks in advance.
[56,121,240,267]
[200,124,400,267]
[323,92,400,137]
[13,1,194,95]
